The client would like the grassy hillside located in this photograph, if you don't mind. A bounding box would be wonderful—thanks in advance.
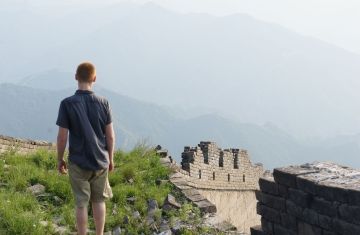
[0,147,219,234]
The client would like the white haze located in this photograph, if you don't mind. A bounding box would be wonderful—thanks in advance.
[2,1,360,151]
[11,0,360,54]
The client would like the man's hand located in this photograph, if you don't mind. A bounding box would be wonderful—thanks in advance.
[109,160,114,172]
[57,127,68,174]
[105,123,115,172]
[58,159,68,174]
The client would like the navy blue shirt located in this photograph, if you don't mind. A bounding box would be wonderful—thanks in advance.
[56,90,112,170]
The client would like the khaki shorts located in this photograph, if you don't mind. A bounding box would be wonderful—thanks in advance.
[68,161,113,207]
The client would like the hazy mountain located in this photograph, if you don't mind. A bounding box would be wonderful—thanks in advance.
[2,2,360,140]
[3,2,360,169]
[1,83,360,169]
[19,70,74,90]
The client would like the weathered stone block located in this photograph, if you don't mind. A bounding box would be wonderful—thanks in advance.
[278,184,288,198]
[333,218,360,234]
[302,208,319,226]
[258,204,281,223]
[274,223,297,235]
[298,221,322,235]
[273,166,319,188]
[193,200,216,213]
[318,214,332,230]
[322,230,337,235]
[261,192,286,211]
[250,225,266,235]
[273,168,298,188]
[280,212,297,231]
[261,217,274,234]
[286,200,303,218]
[296,175,317,195]
[315,182,348,204]
[288,188,312,208]
[347,189,360,207]
[259,177,278,195]
[310,196,337,217]
[338,203,360,225]
[255,190,262,201]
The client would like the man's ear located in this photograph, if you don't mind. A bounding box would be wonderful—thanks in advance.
[93,76,97,83]
[75,74,78,81]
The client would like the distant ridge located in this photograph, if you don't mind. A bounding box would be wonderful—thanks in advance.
[1,83,360,169]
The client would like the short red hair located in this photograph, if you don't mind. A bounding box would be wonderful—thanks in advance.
[76,62,96,83]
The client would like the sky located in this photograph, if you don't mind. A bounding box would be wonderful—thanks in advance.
[141,0,360,54]
[54,0,359,55]
[12,0,360,54]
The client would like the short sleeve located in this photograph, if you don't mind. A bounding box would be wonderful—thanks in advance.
[105,101,113,125]
[56,100,70,129]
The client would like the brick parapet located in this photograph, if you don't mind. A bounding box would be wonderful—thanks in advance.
[251,162,360,235]
[0,134,56,154]
[181,141,264,190]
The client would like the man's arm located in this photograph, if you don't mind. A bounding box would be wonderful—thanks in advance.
[57,127,68,174]
[105,123,115,171]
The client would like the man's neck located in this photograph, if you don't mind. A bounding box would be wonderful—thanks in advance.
[78,82,93,91]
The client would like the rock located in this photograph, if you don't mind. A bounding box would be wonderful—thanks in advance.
[112,204,118,215]
[170,219,185,235]
[26,184,45,195]
[39,221,48,227]
[145,215,155,225]
[53,196,63,205]
[112,226,121,235]
[132,211,141,220]
[123,215,129,224]
[156,150,168,158]
[148,199,158,215]
[156,179,169,186]
[52,224,68,235]
[157,230,172,235]
[126,196,136,205]
[193,200,217,213]
[159,219,170,232]
[127,178,134,184]
[155,145,162,151]
[163,194,181,209]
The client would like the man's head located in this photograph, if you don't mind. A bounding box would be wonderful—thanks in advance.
[75,62,96,83]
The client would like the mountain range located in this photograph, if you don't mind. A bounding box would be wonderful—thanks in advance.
[1,2,360,169]
[2,2,360,139]
[1,83,360,169]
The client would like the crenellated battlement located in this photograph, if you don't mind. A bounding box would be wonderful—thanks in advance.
[181,141,264,191]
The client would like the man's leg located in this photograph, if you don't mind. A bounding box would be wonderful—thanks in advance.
[68,161,92,235]
[76,206,88,235]
[92,201,106,235]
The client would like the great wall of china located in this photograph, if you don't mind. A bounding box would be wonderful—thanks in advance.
[1,134,360,235]
[0,135,56,154]
[158,141,264,233]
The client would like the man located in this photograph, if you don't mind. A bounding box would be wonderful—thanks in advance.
[56,62,115,235]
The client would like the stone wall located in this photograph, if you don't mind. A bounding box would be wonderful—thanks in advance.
[0,134,56,154]
[251,162,360,235]
[197,189,260,233]
[181,141,264,190]
[175,141,265,233]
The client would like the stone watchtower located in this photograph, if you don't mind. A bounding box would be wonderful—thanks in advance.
[181,141,263,190]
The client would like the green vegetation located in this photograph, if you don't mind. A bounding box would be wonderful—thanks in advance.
[0,146,172,234]
[0,146,223,234]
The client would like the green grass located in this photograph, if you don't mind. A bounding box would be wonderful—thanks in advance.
[0,146,172,234]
